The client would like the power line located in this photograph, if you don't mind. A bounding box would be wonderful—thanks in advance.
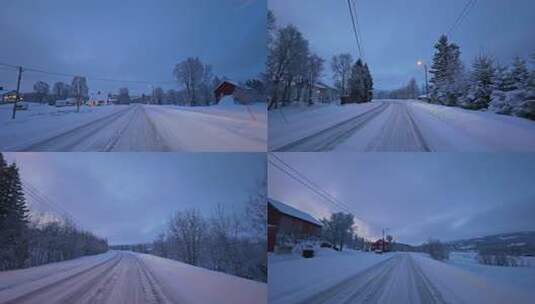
[271,153,356,213]
[351,0,365,60]
[21,178,84,228]
[268,154,379,229]
[447,0,478,38]
[0,61,175,85]
[347,0,363,59]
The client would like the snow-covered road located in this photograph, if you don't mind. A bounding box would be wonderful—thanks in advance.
[270,100,535,151]
[269,251,533,304]
[0,103,266,151]
[0,251,266,304]
[301,254,444,304]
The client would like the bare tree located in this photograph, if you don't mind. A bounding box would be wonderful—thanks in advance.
[153,87,164,105]
[321,212,355,251]
[118,88,130,104]
[304,54,325,105]
[331,53,353,96]
[71,76,88,111]
[33,81,50,104]
[173,57,213,106]
[266,25,309,109]
[52,82,70,100]
[167,209,205,266]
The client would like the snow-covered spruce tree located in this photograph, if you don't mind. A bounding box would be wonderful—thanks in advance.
[364,63,374,102]
[429,35,466,106]
[348,59,367,103]
[510,56,530,90]
[489,56,535,119]
[464,54,496,110]
[0,153,30,271]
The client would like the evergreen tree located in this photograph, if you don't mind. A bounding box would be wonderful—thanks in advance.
[349,59,367,103]
[467,54,496,109]
[510,56,530,90]
[494,63,515,92]
[0,153,29,270]
[429,35,466,106]
[363,64,374,102]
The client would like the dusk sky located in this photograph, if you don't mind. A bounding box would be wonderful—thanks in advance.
[269,0,535,90]
[269,153,535,245]
[4,152,266,245]
[0,0,266,95]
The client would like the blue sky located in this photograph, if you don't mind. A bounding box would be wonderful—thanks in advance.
[269,153,535,245]
[5,152,266,245]
[0,0,266,95]
[269,0,535,90]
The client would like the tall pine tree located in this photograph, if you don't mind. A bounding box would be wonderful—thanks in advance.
[349,59,373,103]
[0,153,29,270]
[466,54,496,109]
[430,35,465,106]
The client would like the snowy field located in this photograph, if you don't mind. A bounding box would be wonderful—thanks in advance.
[0,102,266,151]
[269,99,535,151]
[268,249,535,304]
[0,250,266,304]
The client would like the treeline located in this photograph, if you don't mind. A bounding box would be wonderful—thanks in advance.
[375,78,420,100]
[114,180,267,282]
[426,35,535,119]
[25,57,265,107]
[0,153,108,271]
[266,11,373,109]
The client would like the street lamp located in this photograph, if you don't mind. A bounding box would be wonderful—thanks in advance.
[417,60,429,97]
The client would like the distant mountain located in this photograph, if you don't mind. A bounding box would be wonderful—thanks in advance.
[447,231,535,256]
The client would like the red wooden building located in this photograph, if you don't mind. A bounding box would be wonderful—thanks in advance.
[268,198,323,252]
[371,239,391,252]
[214,80,238,102]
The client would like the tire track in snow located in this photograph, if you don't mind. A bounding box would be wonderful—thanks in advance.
[299,254,449,304]
[1,253,123,304]
[19,106,135,151]
[275,102,390,151]
[135,255,173,304]
[297,255,399,304]
[365,101,431,152]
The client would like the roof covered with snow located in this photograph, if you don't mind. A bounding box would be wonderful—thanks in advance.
[268,198,323,227]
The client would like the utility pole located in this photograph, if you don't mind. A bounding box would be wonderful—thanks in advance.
[77,82,80,113]
[417,60,429,97]
[11,66,23,120]
[382,228,385,252]
[424,63,429,97]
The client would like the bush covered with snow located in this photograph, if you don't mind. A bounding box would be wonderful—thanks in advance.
[489,89,535,119]
[424,239,449,261]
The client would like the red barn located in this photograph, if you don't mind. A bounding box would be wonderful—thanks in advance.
[214,80,238,102]
[268,198,323,252]
[371,239,390,253]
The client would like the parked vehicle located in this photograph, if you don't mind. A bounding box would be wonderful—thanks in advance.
[15,102,29,110]
[55,98,77,107]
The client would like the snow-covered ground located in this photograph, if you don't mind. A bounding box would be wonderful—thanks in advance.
[269,99,535,151]
[0,250,266,304]
[268,249,535,304]
[0,102,266,151]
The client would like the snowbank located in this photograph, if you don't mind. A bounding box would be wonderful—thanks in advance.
[136,253,267,304]
[143,104,266,151]
[413,252,534,303]
[409,100,535,151]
